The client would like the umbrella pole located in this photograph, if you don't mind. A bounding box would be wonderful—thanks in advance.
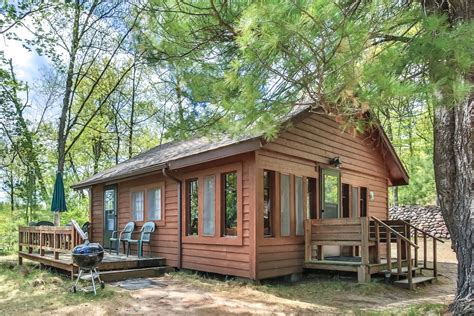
[54,212,60,226]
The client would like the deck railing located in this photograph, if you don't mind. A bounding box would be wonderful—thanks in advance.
[18,220,86,261]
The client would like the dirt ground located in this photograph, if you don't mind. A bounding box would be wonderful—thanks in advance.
[29,239,457,315]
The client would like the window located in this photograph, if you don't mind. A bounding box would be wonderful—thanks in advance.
[321,169,340,219]
[187,179,199,236]
[351,187,359,217]
[222,172,237,236]
[203,176,215,236]
[132,191,144,221]
[295,176,304,236]
[104,188,116,231]
[306,177,317,219]
[263,170,275,237]
[360,187,368,217]
[147,188,162,220]
[280,174,290,236]
[342,183,350,218]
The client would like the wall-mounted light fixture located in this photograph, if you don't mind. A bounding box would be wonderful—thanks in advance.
[329,156,342,168]
[369,191,375,201]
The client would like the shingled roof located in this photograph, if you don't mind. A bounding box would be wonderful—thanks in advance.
[71,134,262,189]
[72,105,409,189]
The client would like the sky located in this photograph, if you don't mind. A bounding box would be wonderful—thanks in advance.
[0,25,50,203]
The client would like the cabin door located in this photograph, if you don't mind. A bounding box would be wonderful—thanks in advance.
[320,169,341,219]
[320,169,341,256]
[103,186,117,247]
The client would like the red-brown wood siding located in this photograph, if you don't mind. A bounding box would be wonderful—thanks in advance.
[255,113,390,279]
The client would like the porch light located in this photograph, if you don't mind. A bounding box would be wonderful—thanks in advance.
[329,156,342,168]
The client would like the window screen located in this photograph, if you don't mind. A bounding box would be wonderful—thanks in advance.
[147,188,161,220]
[132,191,144,221]
[203,175,215,236]
[295,176,304,235]
[280,174,290,236]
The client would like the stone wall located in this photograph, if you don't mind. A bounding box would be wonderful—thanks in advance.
[389,205,450,239]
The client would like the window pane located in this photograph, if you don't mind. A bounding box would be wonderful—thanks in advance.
[306,177,317,219]
[147,188,162,220]
[223,172,237,236]
[263,170,274,236]
[203,176,215,236]
[104,188,116,230]
[187,179,199,236]
[132,191,144,221]
[280,174,290,236]
[352,187,359,217]
[360,187,367,217]
[322,170,340,219]
[295,176,304,235]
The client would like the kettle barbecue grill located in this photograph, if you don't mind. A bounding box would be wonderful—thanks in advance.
[70,221,105,294]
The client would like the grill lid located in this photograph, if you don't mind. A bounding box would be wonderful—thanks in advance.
[72,240,104,255]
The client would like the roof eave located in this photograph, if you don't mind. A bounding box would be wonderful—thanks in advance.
[71,137,263,190]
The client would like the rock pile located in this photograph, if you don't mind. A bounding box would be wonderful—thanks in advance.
[389,205,450,239]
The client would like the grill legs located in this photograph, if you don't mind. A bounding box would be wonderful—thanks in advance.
[72,267,105,295]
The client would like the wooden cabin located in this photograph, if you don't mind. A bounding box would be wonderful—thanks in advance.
[19,106,442,288]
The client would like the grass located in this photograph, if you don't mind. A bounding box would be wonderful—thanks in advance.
[170,270,449,314]
[0,256,449,315]
[0,255,125,315]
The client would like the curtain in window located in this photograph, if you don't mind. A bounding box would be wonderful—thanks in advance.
[203,176,215,236]
[295,176,304,235]
[132,191,144,221]
[147,188,161,220]
[280,174,290,236]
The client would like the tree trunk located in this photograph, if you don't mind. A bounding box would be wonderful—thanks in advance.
[423,0,474,313]
[57,0,81,177]
[128,61,137,159]
[433,97,473,314]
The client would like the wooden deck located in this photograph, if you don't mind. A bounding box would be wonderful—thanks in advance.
[18,224,173,281]
[304,217,443,289]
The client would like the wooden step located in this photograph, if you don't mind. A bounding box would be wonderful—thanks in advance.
[75,266,175,282]
[389,266,421,276]
[394,276,436,289]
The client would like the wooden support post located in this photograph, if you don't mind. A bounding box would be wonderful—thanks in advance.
[39,230,45,256]
[357,265,370,283]
[386,230,391,271]
[304,220,312,262]
[423,234,427,269]
[18,230,23,265]
[407,241,413,290]
[433,239,437,278]
[361,217,369,265]
[414,229,418,267]
[396,237,402,276]
[375,221,381,264]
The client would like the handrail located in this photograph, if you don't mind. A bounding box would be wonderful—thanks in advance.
[398,219,445,243]
[371,216,419,249]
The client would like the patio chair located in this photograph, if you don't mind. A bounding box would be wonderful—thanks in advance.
[127,222,155,257]
[36,221,54,226]
[109,221,135,255]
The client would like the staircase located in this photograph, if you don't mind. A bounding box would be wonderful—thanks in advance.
[370,217,444,290]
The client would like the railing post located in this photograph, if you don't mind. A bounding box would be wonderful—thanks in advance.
[39,229,44,256]
[396,236,402,276]
[375,221,381,264]
[386,230,391,271]
[423,234,427,269]
[407,241,413,290]
[433,239,437,278]
[361,217,369,265]
[305,220,312,262]
[18,229,23,265]
[414,228,418,267]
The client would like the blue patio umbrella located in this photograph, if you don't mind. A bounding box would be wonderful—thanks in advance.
[51,172,67,224]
